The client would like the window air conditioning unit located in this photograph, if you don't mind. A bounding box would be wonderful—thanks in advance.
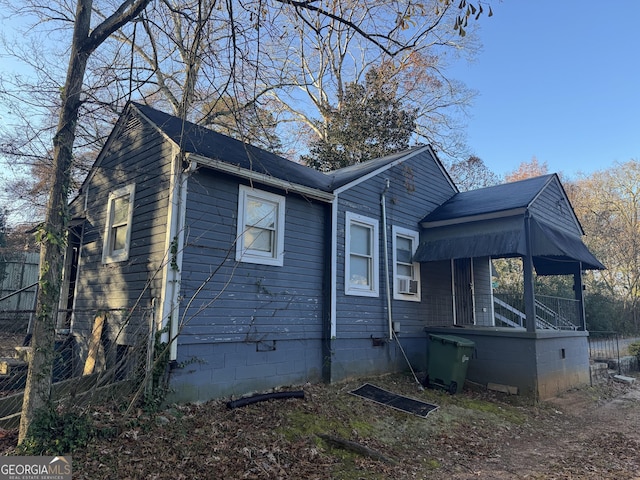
[398,278,418,295]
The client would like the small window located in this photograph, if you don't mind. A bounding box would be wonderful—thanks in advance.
[236,185,285,266]
[102,184,135,264]
[345,212,379,297]
[392,226,420,301]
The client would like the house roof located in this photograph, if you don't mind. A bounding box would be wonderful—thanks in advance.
[133,102,335,192]
[133,103,448,198]
[421,174,556,224]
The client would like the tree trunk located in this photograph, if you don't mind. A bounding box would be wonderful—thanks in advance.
[17,0,154,445]
[18,0,93,445]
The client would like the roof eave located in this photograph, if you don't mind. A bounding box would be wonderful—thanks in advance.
[188,153,335,203]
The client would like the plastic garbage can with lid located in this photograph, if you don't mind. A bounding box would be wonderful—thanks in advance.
[424,334,475,394]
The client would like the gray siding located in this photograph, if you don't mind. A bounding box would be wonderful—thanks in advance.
[169,170,327,400]
[331,149,456,381]
[530,180,582,236]
[72,113,172,348]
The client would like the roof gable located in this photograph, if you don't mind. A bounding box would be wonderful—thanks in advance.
[328,145,456,193]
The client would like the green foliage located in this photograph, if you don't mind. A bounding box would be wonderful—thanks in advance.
[628,341,640,357]
[303,65,418,172]
[568,161,640,333]
[19,405,94,455]
[141,330,171,413]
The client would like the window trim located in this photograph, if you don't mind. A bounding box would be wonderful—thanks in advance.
[345,212,379,297]
[236,185,285,267]
[102,183,135,264]
[392,226,421,302]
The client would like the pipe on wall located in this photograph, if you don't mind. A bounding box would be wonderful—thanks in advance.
[381,179,393,340]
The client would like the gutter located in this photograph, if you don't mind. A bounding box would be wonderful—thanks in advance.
[187,153,335,203]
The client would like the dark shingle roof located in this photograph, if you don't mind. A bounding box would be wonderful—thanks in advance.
[133,102,428,194]
[422,175,555,223]
[133,102,334,191]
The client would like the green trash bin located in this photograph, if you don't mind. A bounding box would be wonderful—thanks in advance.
[425,334,475,394]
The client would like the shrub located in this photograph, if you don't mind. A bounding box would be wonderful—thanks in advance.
[628,341,640,358]
[18,405,94,456]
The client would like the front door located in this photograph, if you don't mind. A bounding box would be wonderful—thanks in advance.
[453,258,475,325]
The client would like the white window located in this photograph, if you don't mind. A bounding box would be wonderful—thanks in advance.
[102,184,135,264]
[392,226,421,301]
[345,212,379,297]
[236,185,285,266]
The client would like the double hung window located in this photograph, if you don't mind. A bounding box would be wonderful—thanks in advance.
[345,212,379,296]
[236,185,285,266]
[102,184,135,264]
[392,226,420,301]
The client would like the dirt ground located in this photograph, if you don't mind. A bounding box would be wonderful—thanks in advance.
[1,373,640,479]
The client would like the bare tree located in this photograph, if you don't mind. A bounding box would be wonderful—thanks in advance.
[568,160,640,331]
[447,155,500,191]
[504,156,549,182]
[266,0,481,158]
[1,0,491,218]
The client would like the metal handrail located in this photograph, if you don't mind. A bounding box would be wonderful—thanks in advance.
[0,282,38,303]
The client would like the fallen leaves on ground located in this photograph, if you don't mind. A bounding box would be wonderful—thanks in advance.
[1,375,639,479]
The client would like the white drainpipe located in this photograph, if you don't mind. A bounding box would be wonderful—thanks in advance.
[381,179,393,340]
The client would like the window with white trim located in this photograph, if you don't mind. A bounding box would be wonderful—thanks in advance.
[236,185,285,266]
[392,226,421,301]
[102,183,135,264]
[345,212,379,297]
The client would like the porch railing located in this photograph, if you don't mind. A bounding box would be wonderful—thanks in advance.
[493,294,580,330]
[423,293,581,330]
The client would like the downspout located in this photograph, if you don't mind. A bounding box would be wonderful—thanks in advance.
[470,257,476,325]
[330,195,338,339]
[161,151,190,361]
[381,180,423,390]
[381,179,393,340]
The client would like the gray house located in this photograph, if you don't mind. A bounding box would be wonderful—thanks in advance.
[64,102,603,402]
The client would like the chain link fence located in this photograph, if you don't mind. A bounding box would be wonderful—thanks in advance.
[588,331,640,379]
[0,302,160,429]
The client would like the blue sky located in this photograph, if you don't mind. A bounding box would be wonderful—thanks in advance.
[450,0,640,179]
[2,1,638,181]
